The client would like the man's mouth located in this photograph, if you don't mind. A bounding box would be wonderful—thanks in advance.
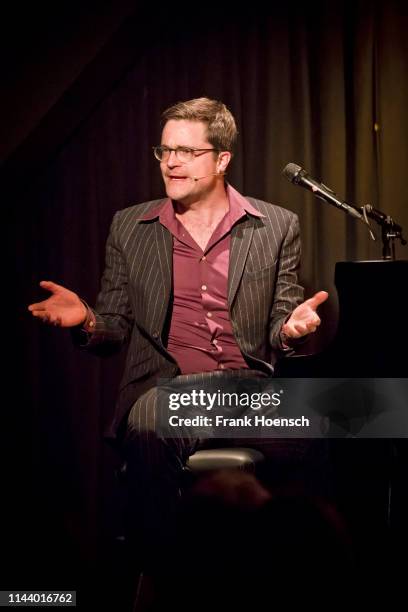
[167,175,189,181]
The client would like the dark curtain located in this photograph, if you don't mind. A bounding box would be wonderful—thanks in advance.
[5,0,408,596]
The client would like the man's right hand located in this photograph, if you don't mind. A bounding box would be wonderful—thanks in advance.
[28,281,87,327]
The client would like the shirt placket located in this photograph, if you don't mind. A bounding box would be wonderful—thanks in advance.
[200,251,226,369]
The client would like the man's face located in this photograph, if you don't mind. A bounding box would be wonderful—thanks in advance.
[160,119,226,204]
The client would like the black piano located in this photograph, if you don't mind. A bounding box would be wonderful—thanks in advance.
[276,260,408,585]
[276,260,408,378]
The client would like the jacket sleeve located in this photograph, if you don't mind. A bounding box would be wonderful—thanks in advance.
[72,211,134,355]
[268,213,304,351]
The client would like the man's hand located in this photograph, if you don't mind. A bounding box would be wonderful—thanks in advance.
[281,291,329,339]
[28,281,87,327]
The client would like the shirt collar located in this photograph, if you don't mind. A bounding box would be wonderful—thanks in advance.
[226,183,265,219]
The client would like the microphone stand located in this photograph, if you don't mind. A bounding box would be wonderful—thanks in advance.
[360,205,407,260]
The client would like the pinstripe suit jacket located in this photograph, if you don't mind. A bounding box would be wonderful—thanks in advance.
[82,191,304,438]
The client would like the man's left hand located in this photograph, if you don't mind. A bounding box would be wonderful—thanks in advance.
[282,291,329,339]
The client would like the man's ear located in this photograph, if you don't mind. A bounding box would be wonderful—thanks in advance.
[217,151,232,174]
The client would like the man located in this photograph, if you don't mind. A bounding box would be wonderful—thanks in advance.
[28,97,327,568]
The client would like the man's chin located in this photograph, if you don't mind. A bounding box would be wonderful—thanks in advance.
[165,184,193,202]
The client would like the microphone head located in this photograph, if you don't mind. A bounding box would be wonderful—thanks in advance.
[282,162,303,184]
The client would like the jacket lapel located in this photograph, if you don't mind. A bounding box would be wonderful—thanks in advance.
[153,222,173,329]
[228,217,254,308]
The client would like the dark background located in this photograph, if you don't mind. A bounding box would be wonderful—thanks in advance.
[3,0,408,606]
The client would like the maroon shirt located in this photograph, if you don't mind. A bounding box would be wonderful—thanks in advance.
[142,185,264,374]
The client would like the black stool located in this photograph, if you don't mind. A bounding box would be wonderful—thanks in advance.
[186,446,264,473]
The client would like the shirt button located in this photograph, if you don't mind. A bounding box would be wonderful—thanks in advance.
[201,284,207,291]
[201,256,206,262]
[220,364,225,370]
[213,339,218,345]
[207,312,212,318]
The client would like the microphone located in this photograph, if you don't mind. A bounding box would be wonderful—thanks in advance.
[283,163,363,220]
[192,171,226,181]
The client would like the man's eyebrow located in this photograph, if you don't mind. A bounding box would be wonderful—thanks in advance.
[160,145,194,148]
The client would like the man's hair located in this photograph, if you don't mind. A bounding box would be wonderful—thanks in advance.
[161,97,238,153]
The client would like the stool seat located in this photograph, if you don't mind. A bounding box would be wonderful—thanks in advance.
[186,447,264,473]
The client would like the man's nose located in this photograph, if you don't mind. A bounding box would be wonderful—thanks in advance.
[166,150,180,166]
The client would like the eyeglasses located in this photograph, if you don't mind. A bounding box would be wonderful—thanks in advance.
[153,145,219,163]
